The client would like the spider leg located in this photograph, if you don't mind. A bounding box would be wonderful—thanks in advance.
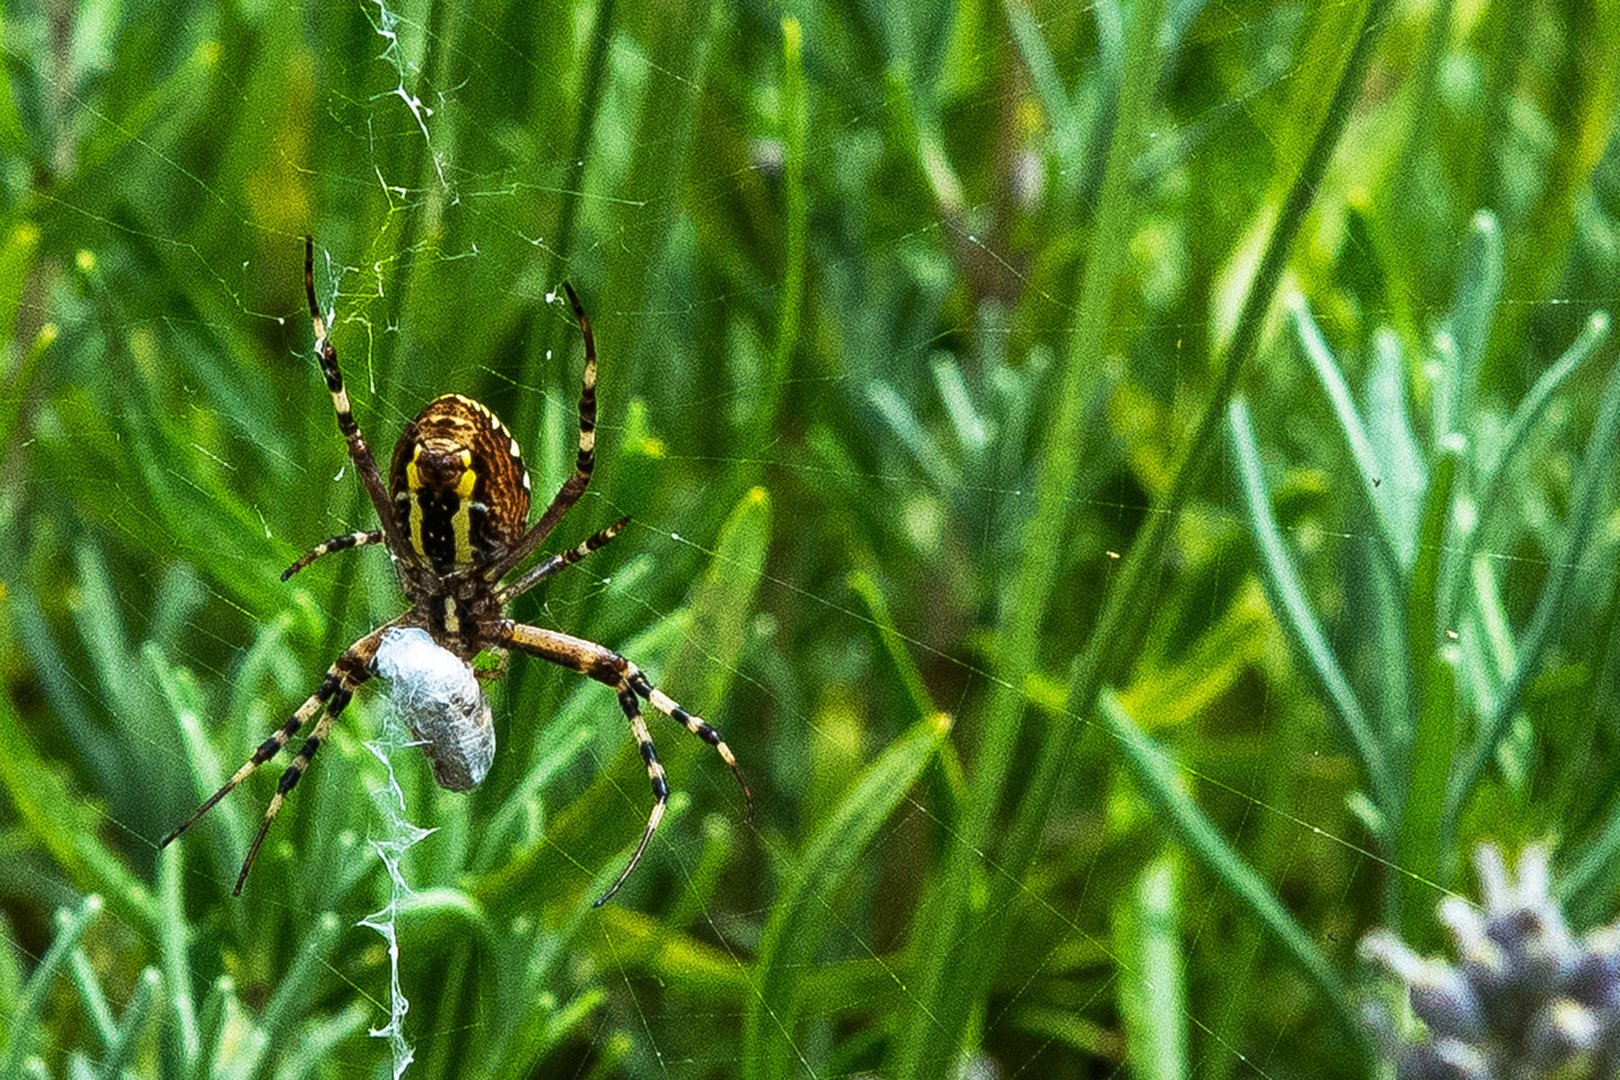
[303,236,413,564]
[159,626,384,890]
[282,529,385,581]
[502,619,751,827]
[234,703,346,895]
[487,283,597,581]
[498,516,629,604]
[626,670,753,820]
[595,684,668,906]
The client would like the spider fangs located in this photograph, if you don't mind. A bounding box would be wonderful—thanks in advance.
[159,237,752,907]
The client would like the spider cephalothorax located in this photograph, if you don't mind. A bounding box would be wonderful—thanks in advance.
[160,237,749,906]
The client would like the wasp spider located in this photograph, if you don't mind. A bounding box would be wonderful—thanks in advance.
[160,238,751,906]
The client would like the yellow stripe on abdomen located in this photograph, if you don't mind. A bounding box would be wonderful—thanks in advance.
[406,452,426,558]
[451,451,476,564]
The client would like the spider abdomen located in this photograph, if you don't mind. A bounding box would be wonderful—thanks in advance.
[389,394,531,570]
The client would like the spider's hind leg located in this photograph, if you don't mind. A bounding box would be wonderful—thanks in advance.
[596,684,668,907]
[626,671,753,820]
[501,621,751,904]
[159,626,386,894]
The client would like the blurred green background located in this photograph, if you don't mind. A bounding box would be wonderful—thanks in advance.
[2,0,1620,1076]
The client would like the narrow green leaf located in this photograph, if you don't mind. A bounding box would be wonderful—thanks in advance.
[848,569,938,724]
[1098,691,1365,1050]
[0,895,102,1077]
[664,485,773,715]
[1448,211,1503,433]
[746,16,806,457]
[1364,329,1428,545]
[1116,851,1187,1080]
[1450,338,1620,815]
[470,724,593,876]
[1475,309,1612,545]
[194,975,236,1080]
[223,912,343,1080]
[1397,644,1459,940]
[866,381,959,491]
[1290,294,1409,568]
[270,1002,368,1080]
[1405,437,1462,712]
[1226,397,1394,813]
[67,945,116,1049]
[1000,0,1082,164]
[744,712,950,1080]
[157,845,199,1071]
[100,966,159,1080]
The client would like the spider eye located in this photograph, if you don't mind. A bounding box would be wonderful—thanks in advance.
[374,626,495,792]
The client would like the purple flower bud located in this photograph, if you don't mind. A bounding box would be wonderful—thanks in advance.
[1396,1040,1489,1080]
[1362,931,1486,1042]
[1566,928,1620,1010]
[1523,997,1598,1071]
[1365,843,1620,1077]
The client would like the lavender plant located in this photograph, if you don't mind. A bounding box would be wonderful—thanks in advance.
[1363,845,1620,1079]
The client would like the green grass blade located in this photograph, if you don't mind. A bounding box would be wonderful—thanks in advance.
[1000,0,1082,163]
[1364,329,1428,549]
[664,485,773,714]
[888,0,1166,1065]
[222,913,343,1080]
[194,975,236,1080]
[1449,338,1620,816]
[1405,437,1462,716]
[1397,641,1459,940]
[1476,310,1612,533]
[0,894,102,1077]
[100,966,159,1080]
[1227,396,1395,814]
[66,944,116,1049]
[1290,293,1409,568]
[156,845,199,1071]
[744,711,949,1080]
[848,569,938,724]
[1447,211,1503,433]
[746,16,806,459]
[270,1002,368,1080]
[1116,850,1187,1080]
[1098,691,1366,1053]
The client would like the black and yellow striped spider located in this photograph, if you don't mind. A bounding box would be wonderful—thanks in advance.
[160,237,750,906]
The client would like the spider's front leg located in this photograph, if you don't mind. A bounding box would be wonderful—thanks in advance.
[499,621,751,906]
[160,624,390,895]
[282,529,385,580]
[486,282,598,582]
[303,236,413,564]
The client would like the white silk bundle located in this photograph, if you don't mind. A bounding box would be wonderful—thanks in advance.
[373,626,495,792]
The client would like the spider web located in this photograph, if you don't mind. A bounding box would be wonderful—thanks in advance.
[3,0,1619,1078]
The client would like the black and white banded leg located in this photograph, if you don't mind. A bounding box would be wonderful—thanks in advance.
[488,282,598,580]
[501,621,751,903]
[601,683,668,906]
[159,626,384,893]
[303,236,412,564]
[499,516,630,603]
[282,529,385,580]
[626,670,752,819]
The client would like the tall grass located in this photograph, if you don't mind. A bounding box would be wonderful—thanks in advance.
[3,0,1619,1077]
